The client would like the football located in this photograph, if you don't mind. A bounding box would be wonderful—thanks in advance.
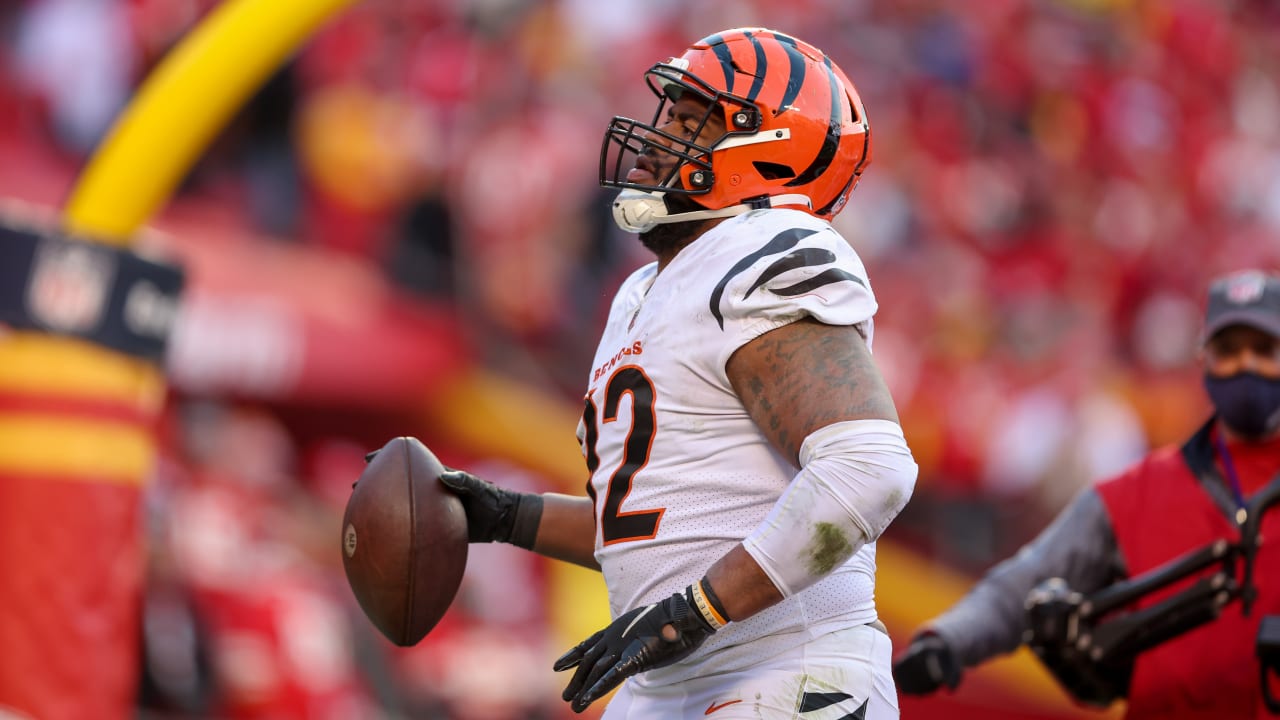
[341,436,469,646]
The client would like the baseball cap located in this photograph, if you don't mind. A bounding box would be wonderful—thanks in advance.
[1203,269,1280,340]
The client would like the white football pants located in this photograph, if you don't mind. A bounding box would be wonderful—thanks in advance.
[601,622,898,719]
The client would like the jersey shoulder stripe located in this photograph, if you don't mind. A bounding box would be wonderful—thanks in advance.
[709,225,866,329]
[744,247,865,300]
[709,227,815,329]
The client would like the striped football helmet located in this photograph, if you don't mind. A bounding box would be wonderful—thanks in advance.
[602,28,872,232]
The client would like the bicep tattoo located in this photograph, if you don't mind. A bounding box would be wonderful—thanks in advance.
[728,318,899,461]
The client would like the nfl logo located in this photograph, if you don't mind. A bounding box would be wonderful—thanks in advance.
[1225,271,1266,305]
[25,239,116,334]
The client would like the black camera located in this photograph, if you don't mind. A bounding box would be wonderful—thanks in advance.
[1026,477,1280,712]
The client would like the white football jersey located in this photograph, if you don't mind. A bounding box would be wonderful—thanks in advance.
[579,208,883,686]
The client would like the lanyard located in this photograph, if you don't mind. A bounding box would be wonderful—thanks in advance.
[1213,430,1249,525]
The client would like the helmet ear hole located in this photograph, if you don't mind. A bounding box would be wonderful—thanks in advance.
[753,161,796,181]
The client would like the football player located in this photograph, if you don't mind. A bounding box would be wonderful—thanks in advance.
[440,28,917,718]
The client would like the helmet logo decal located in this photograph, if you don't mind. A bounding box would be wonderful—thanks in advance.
[785,56,843,188]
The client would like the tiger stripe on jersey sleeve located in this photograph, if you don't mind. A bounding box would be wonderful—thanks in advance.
[710,227,815,329]
[709,226,867,330]
[744,248,865,300]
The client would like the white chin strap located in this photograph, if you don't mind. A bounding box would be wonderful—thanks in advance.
[612,189,814,233]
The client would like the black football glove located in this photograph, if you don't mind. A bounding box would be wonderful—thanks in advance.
[364,449,542,547]
[892,633,962,695]
[554,587,716,713]
[438,468,542,549]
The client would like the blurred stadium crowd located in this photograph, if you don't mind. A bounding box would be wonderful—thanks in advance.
[4,0,1280,717]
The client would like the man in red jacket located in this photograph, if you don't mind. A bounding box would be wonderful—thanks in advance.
[893,269,1280,719]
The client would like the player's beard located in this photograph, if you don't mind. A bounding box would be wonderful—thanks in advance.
[638,193,709,257]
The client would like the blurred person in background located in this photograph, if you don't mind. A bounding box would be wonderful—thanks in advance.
[142,402,383,720]
[425,27,917,718]
[11,0,135,156]
[892,268,1280,719]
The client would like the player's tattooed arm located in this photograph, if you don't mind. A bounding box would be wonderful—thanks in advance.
[727,317,898,463]
[709,316,906,621]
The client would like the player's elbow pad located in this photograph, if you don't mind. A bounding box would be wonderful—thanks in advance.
[743,419,917,597]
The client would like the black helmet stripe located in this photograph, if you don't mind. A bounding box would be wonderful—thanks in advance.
[771,33,807,114]
[744,31,767,103]
[815,172,857,217]
[785,55,843,188]
[706,34,736,93]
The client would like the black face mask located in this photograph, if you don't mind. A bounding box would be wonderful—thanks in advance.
[1204,372,1280,440]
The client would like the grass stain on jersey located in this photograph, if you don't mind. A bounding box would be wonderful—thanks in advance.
[883,488,906,516]
[806,522,854,575]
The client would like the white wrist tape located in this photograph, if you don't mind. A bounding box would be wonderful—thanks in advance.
[743,419,917,598]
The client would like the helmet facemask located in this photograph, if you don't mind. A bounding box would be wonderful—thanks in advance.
[601,63,776,232]
[601,63,761,199]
